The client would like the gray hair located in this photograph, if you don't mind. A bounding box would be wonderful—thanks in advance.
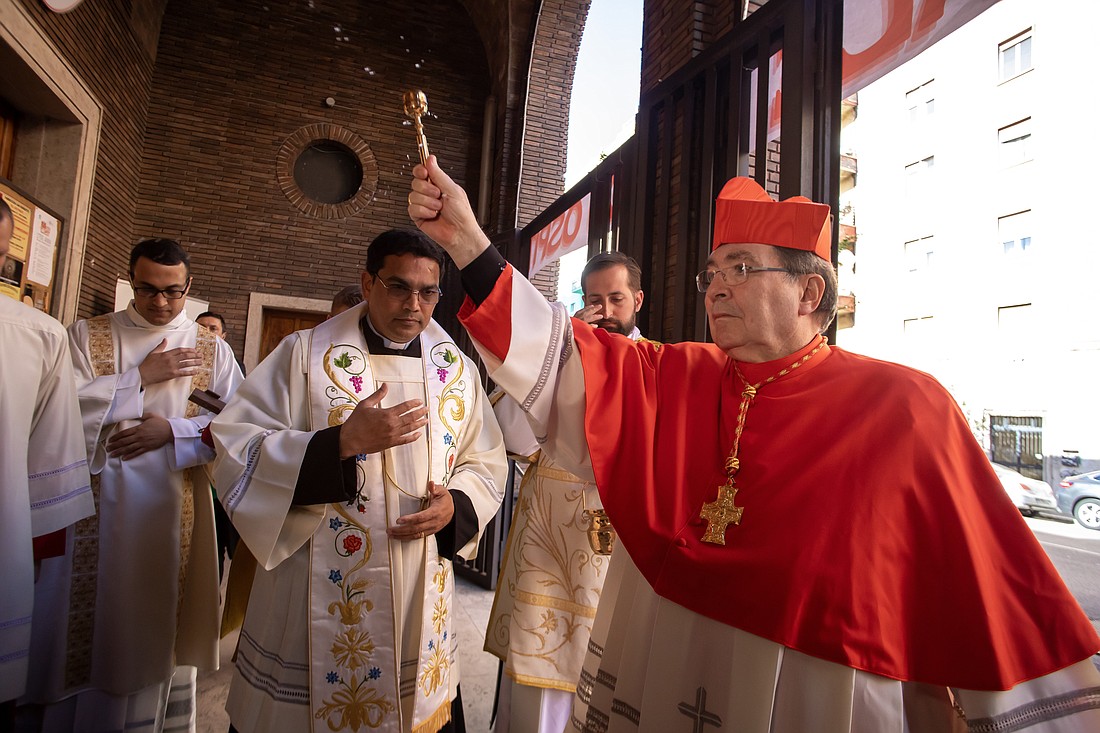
[775,247,837,333]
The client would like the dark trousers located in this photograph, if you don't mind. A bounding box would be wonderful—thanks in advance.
[212,491,239,579]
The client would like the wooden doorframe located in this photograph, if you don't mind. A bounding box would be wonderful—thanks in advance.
[245,292,329,373]
[0,1,102,324]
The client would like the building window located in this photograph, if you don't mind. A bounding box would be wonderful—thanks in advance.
[999,30,1032,82]
[902,316,935,348]
[293,141,363,205]
[905,80,934,124]
[998,118,1032,167]
[998,303,1033,338]
[998,210,1032,255]
[904,236,934,273]
[275,123,378,219]
[904,156,935,199]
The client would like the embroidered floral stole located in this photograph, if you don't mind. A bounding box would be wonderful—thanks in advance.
[306,316,473,733]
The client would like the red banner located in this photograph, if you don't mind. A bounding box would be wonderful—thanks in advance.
[529,193,591,277]
[843,0,999,95]
[766,0,1000,140]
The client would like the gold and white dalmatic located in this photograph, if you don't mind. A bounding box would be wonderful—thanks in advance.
[485,327,637,733]
[211,305,506,733]
[23,304,243,733]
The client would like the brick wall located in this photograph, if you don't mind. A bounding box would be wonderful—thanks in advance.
[517,0,591,297]
[134,0,489,354]
[14,0,160,317]
[640,1,766,93]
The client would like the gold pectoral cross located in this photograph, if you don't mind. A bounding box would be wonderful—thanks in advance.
[700,483,743,545]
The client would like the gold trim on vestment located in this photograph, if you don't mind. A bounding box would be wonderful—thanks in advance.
[506,669,580,694]
[410,699,452,733]
[64,317,216,688]
[513,589,599,619]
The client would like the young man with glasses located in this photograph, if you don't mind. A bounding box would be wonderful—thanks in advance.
[22,238,243,731]
[210,228,507,733]
[409,159,1100,731]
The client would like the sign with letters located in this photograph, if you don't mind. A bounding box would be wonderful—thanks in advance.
[529,192,590,277]
[766,0,1000,140]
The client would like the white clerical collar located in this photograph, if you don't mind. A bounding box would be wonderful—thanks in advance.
[125,302,191,330]
[365,314,416,350]
[627,326,642,341]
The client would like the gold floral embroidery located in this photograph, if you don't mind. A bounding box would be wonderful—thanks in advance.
[331,628,376,671]
[429,342,466,483]
[418,645,450,698]
[315,674,396,730]
[433,564,449,594]
[431,597,448,636]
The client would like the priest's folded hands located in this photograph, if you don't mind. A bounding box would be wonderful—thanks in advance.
[388,480,454,541]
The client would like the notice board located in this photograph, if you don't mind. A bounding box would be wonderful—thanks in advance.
[0,178,64,313]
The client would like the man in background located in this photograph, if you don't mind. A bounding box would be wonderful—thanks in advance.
[196,311,227,339]
[327,283,363,318]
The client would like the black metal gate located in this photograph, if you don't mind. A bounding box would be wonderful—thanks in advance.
[990,416,1044,480]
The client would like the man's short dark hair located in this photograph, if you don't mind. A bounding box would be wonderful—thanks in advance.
[0,197,12,226]
[581,251,643,295]
[332,284,364,310]
[775,247,838,333]
[129,238,191,279]
[365,228,445,277]
[196,311,227,331]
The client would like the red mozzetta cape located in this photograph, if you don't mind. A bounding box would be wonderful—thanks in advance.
[461,267,1099,691]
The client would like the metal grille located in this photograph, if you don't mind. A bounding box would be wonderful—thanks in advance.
[989,416,1044,480]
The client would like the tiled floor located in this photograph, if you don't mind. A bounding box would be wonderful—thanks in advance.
[195,574,499,732]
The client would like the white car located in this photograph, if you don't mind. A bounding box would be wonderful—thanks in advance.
[991,462,1058,517]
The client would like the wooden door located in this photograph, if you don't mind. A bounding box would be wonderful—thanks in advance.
[259,308,326,362]
[0,99,17,180]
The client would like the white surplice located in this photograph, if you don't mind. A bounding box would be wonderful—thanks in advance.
[0,298,94,703]
[462,266,1100,732]
[210,305,507,733]
[22,303,243,731]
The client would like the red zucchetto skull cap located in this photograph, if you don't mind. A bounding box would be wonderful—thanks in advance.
[711,177,833,262]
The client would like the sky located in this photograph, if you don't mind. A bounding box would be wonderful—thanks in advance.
[557,0,644,302]
[565,0,644,188]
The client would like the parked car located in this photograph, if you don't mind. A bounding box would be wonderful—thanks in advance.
[1054,471,1100,531]
[990,462,1058,517]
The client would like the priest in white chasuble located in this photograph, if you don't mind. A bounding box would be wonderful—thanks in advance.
[408,156,1100,733]
[211,228,507,733]
[21,238,244,733]
[0,198,94,726]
